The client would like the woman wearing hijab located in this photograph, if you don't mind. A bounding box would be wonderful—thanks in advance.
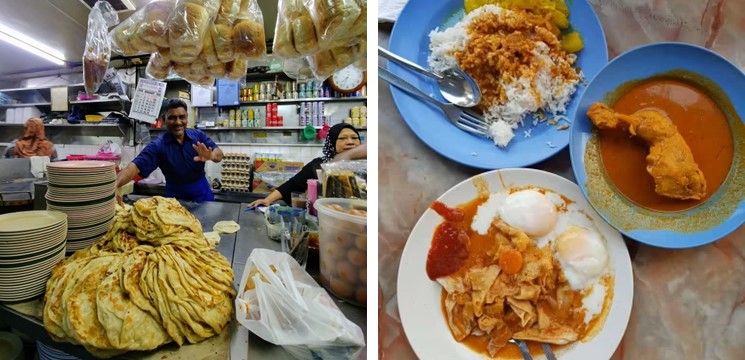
[247,123,365,207]
[3,118,58,161]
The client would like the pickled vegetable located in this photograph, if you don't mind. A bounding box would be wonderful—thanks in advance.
[561,31,584,53]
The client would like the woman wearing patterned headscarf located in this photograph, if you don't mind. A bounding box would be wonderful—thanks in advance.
[3,118,58,161]
[247,123,363,208]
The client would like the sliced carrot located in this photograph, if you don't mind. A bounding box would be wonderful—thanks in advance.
[498,249,524,275]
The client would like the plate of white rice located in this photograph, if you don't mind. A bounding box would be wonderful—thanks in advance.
[387,0,608,169]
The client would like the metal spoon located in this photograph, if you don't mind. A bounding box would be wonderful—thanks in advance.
[378,46,481,107]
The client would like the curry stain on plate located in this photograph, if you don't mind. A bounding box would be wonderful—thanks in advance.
[584,70,745,232]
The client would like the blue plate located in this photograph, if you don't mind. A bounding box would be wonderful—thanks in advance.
[570,42,745,248]
[388,0,607,169]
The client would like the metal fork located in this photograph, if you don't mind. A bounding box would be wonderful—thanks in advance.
[508,338,534,360]
[378,65,489,137]
[542,342,557,360]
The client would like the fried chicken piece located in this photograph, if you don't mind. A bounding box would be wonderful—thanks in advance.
[587,102,707,200]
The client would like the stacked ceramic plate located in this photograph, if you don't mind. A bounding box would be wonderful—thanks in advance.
[37,341,80,360]
[46,161,116,253]
[0,332,24,360]
[0,210,67,302]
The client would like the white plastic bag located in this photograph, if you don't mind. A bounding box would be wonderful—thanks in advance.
[236,249,365,360]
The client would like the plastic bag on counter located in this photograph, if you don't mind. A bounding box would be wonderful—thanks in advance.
[321,160,367,199]
[235,249,365,360]
[166,0,220,64]
[254,170,300,188]
[309,0,363,46]
[273,0,320,59]
[109,0,175,56]
[83,1,119,95]
[231,0,268,61]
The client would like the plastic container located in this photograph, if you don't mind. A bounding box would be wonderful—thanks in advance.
[314,198,367,307]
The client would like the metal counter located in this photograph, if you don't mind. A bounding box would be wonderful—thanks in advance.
[0,199,367,359]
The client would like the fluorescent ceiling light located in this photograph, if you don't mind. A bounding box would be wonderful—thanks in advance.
[0,23,66,66]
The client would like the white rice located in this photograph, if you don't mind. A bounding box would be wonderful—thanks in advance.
[428,5,583,147]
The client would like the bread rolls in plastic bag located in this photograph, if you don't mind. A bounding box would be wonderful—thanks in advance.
[84,1,119,95]
[232,0,267,61]
[225,59,249,81]
[273,0,320,58]
[307,37,366,80]
[110,0,175,56]
[167,0,219,64]
[145,51,172,80]
[310,0,362,46]
[273,0,366,81]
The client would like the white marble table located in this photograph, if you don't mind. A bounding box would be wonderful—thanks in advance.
[378,1,745,358]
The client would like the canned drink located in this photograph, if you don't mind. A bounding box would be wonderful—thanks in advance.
[318,101,325,116]
[311,102,319,117]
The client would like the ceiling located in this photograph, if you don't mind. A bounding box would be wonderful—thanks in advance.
[0,0,279,80]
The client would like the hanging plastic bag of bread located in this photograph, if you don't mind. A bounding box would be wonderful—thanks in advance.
[110,0,176,56]
[308,0,363,47]
[224,59,249,81]
[273,0,321,59]
[166,0,220,64]
[281,57,314,81]
[306,37,365,81]
[231,0,267,61]
[145,51,173,81]
[83,1,118,96]
[327,0,366,48]
[235,249,366,360]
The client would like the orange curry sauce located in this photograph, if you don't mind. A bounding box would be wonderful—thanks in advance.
[599,78,734,212]
[426,199,578,359]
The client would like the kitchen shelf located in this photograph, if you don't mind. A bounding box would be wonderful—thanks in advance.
[194,97,367,107]
[0,102,52,107]
[69,98,129,105]
[0,123,121,127]
[148,126,367,131]
[214,143,324,147]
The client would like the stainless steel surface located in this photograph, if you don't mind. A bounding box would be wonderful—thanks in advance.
[0,158,32,180]
[0,199,366,359]
[378,66,488,137]
[508,339,534,360]
[379,46,481,107]
[542,342,557,360]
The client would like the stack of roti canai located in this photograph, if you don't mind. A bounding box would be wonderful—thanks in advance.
[43,196,235,357]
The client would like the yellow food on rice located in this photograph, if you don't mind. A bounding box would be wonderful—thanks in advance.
[464,0,575,44]
[561,31,584,53]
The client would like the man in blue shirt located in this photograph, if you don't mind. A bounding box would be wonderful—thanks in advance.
[115,99,224,203]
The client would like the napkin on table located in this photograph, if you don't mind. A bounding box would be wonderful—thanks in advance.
[379,0,408,23]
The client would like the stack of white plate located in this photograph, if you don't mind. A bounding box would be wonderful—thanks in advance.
[0,332,24,360]
[37,341,80,360]
[0,210,67,302]
[46,161,116,253]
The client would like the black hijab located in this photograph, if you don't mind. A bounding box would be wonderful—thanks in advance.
[322,123,360,163]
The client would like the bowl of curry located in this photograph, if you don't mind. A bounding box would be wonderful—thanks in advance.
[570,42,745,248]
